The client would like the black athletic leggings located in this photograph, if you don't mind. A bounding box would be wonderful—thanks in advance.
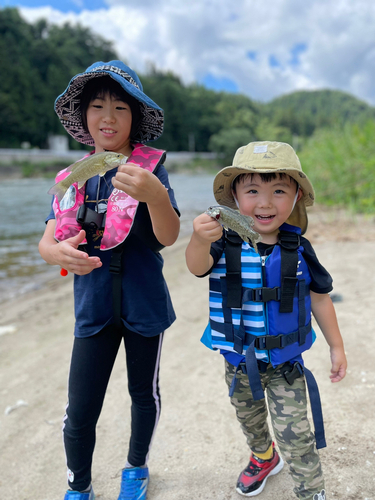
[63,324,163,491]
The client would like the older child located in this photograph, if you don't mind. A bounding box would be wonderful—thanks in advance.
[39,60,180,500]
[185,141,346,500]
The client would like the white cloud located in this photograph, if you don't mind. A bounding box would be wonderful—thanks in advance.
[18,0,375,105]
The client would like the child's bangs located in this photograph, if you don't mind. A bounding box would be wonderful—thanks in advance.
[86,76,129,103]
[233,172,298,191]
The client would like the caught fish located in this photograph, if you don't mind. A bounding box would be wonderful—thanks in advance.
[205,205,262,252]
[48,152,126,202]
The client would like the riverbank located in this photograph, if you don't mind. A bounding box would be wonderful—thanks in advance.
[0,207,375,500]
[0,150,221,180]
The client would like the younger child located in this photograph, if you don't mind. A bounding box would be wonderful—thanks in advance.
[39,60,180,500]
[185,141,346,500]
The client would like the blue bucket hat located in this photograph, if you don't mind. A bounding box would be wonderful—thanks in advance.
[54,60,164,145]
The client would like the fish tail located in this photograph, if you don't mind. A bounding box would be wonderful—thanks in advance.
[48,182,67,203]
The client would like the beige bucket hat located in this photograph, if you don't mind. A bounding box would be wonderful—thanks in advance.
[213,141,315,234]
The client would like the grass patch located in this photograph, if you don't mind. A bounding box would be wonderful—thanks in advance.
[299,121,375,214]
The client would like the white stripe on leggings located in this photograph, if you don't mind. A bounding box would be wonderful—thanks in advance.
[144,331,164,465]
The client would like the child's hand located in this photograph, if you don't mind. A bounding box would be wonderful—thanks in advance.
[193,213,223,244]
[112,163,165,205]
[329,345,347,383]
[185,213,222,275]
[54,230,102,276]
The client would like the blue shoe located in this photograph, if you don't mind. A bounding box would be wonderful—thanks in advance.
[64,488,95,500]
[118,467,149,500]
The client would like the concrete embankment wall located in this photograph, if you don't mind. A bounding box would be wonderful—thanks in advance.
[0,149,217,165]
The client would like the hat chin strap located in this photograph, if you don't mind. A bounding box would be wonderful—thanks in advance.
[291,185,300,211]
[231,188,241,209]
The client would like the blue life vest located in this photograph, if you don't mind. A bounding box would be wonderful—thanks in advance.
[209,223,313,366]
[208,224,326,449]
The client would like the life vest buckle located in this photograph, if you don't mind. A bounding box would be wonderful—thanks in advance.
[255,334,283,350]
[253,287,281,302]
[281,361,304,385]
[76,205,106,231]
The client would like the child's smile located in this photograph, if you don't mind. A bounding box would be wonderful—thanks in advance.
[101,128,117,135]
[255,214,276,221]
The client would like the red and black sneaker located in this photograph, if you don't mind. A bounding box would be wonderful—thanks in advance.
[236,445,284,497]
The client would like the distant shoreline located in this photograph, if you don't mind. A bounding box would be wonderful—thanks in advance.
[0,165,23,180]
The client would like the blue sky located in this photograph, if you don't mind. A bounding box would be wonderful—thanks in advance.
[1,0,107,12]
[3,0,375,105]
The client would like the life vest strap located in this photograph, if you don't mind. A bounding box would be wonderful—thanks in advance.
[224,231,243,308]
[302,366,327,449]
[279,230,300,313]
[254,321,311,350]
[233,315,248,354]
[109,244,125,330]
[211,280,310,301]
[278,362,326,449]
[245,342,265,401]
[211,318,311,348]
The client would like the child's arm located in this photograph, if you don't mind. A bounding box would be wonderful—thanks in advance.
[185,213,223,276]
[112,164,180,247]
[38,220,102,275]
[310,291,347,383]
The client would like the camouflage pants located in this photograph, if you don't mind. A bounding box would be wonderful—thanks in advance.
[225,360,325,500]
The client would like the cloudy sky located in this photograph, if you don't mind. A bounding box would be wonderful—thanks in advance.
[3,0,375,105]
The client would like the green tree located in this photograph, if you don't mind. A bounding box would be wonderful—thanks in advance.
[0,8,117,149]
[255,118,292,144]
[263,89,375,139]
[0,8,44,147]
[208,127,254,165]
[142,70,192,151]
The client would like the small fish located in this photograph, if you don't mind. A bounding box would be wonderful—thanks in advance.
[205,205,262,252]
[48,152,126,202]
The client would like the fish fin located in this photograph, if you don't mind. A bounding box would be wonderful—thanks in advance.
[48,182,66,203]
[65,161,76,173]
[242,235,258,253]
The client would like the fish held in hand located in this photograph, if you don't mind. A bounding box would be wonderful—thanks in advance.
[205,205,262,252]
[48,151,126,202]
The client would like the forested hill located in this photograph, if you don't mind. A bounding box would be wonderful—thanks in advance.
[1,6,374,158]
[264,89,375,136]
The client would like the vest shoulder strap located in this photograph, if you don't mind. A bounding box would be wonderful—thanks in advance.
[278,230,300,313]
[224,230,243,308]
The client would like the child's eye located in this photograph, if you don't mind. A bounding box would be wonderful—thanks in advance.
[274,189,285,194]
[247,189,257,194]
[116,103,131,111]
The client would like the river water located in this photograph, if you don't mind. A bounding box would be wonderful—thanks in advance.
[0,173,216,304]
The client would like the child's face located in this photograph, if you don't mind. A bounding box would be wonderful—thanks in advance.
[86,92,133,155]
[233,173,302,243]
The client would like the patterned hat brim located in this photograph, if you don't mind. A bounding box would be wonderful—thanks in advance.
[54,65,164,145]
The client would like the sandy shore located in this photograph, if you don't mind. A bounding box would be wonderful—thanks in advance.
[1,207,375,500]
